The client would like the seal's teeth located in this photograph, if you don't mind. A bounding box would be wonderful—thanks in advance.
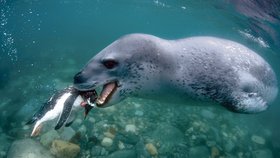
[96,98,104,105]
[97,82,117,106]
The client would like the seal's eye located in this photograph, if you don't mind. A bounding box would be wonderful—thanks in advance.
[102,59,118,69]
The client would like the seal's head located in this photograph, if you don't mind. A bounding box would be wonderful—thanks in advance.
[73,34,169,107]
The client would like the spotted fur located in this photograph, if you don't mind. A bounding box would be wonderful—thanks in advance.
[74,34,278,113]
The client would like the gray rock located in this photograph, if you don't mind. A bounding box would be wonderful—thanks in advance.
[0,151,7,158]
[0,133,11,158]
[115,132,139,145]
[7,138,54,158]
[125,124,137,133]
[100,147,108,156]
[60,127,76,141]
[149,123,184,153]
[150,124,184,144]
[135,140,151,158]
[107,150,137,158]
[78,125,87,134]
[206,140,216,147]
[189,146,210,158]
[135,110,144,116]
[225,140,235,152]
[252,149,273,158]
[40,129,60,147]
[91,146,108,156]
[170,144,189,158]
[50,140,80,158]
[251,135,266,145]
[101,137,113,147]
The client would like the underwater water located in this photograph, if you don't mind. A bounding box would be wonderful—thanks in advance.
[1,0,280,157]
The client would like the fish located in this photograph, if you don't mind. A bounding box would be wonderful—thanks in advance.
[26,86,97,137]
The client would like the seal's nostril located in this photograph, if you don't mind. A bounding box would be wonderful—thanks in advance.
[73,71,86,84]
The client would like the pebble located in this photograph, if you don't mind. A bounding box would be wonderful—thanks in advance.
[101,137,113,147]
[206,140,216,147]
[192,121,200,127]
[125,124,137,133]
[252,149,273,158]
[0,151,6,157]
[201,109,215,119]
[222,132,228,137]
[187,127,194,133]
[150,123,184,153]
[238,152,243,158]
[225,140,235,152]
[60,127,76,141]
[104,132,115,139]
[189,146,210,158]
[91,146,108,156]
[115,132,139,145]
[78,125,87,134]
[118,141,125,150]
[133,103,141,108]
[135,110,144,116]
[40,130,60,147]
[151,123,184,144]
[107,150,136,158]
[7,138,54,158]
[211,146,219,158]
[103,106,116,113]
[22,125,30,130]
[75,118,82,124]
[145,143,158,156]
[135,140,150,157]
[0,133,12,153]
[88,117,95,123]
[251,135,265,145]
[50,140,80,158]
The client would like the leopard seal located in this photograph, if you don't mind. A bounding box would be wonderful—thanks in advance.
[73,33,278,113]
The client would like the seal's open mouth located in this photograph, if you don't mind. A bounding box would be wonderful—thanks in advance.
[96,81,118,107]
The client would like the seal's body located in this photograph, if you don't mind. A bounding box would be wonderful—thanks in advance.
[74,34,278,113]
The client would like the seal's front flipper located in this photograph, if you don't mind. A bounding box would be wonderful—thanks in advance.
[222,92,268,114]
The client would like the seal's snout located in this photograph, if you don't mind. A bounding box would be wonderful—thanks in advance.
[74,71,87,85]
[73,71,96,91]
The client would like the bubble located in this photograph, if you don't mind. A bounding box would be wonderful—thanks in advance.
[238,30,270,48]
[0,1,18,63]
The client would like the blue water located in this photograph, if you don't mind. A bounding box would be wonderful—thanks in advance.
[1,0,280,157]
